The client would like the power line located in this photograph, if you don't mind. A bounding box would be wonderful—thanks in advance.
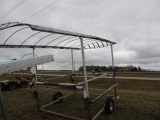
[0,0,26,21]
[0,0,60,35]
[22,0,60,22]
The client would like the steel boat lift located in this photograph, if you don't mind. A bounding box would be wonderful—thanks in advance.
[0,22,118,120]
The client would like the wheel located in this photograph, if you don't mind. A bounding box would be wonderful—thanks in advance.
[105,98,114,114]
[20,81,28,88]
[8,82,16,90]
[52,92,63,103]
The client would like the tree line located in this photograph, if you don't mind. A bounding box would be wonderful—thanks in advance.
[78,65,142,72]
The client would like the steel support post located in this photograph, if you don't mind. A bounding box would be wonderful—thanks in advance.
[80,37,89,97]
[71,49,75,75]
[110,44,117,96]
[0,84,7,120]
[32,48,37,82]
[33,48,35,57]
[80,37,91,120]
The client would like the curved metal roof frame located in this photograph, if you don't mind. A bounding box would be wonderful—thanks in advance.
[0,22,116,50]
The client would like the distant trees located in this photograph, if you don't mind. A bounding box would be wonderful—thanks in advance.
[78,65,142,72]
[78,66,83,72]
[79,66,104,72]
[78,65,113,72]
[131,67,138,72]
[138,66,141,72]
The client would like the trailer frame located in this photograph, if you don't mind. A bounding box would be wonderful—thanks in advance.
[0,22,118,120]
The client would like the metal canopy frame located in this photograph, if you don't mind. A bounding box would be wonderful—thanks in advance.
[0,22,118,120]
[0,22,116,50]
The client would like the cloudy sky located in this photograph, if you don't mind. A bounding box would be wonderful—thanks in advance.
[0,0,160,70]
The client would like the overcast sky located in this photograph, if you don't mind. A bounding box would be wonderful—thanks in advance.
[0,0,160,70]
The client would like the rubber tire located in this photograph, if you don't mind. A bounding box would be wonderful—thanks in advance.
[8,82,16,90]
[52,92,63,103]
[20,81,28,88]
[105,98,114,114]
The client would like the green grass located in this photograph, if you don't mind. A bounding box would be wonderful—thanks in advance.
[116,72,160,78]
[39,70,160,78]
[0,73,160,120]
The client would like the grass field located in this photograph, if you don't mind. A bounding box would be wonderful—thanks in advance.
[0,72,160,120]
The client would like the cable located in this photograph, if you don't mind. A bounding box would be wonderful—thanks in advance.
[0,0,26,21]
[22,0,60,22]
[0,0,60,36]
